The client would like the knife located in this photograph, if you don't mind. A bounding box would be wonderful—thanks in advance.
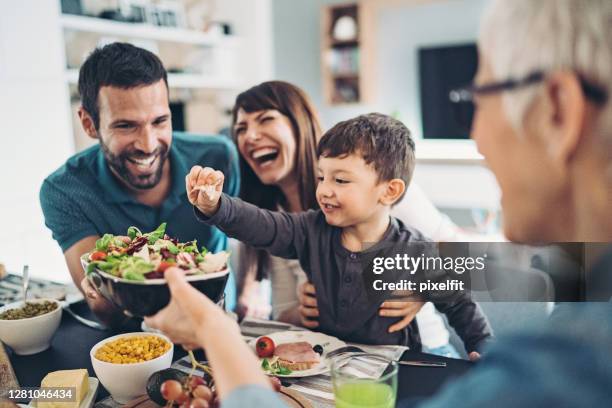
[62,302,107,330]
[398,360,447,367]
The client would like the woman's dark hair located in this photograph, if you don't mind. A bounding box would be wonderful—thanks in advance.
[231,81,322,281]
[78,42,168,129]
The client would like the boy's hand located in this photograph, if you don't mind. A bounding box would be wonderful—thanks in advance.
[186,165,225,216]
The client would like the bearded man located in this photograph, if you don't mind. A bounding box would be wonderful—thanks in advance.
[40,43,239,327]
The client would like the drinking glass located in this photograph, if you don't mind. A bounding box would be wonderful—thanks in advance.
[330,353,398,408]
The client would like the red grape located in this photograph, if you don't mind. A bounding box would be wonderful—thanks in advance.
[192,385,213,402]
[190,398,209,408]
[188,376,206,389]
[269,376,282,392]
[175,390,190,404]
[161,380,183,401]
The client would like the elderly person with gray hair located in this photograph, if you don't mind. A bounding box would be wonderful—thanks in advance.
[145,0,612,406]
[405,0,612,406]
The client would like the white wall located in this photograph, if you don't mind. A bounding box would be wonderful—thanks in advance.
[0,0,276,283]
[272,0,500,211]
[0,0,74,281]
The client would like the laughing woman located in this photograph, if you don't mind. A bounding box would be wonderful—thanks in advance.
[229,81,467,357]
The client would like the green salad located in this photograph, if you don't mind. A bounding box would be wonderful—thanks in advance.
[261,357,293,375]
[85,223,229,281]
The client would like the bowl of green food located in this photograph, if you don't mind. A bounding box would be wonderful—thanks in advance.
[81,223,230,317]
[0,298,62,355]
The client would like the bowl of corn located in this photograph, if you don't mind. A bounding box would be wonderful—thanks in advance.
[90,332,173,403]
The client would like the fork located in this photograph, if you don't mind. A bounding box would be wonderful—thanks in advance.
[326,345,447,367]
[22,265,30,303]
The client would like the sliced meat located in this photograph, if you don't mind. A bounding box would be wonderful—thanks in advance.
[273,342,320,364]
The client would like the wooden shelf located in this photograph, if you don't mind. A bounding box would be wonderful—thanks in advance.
[65,69,241,90]
[321,2,375,105]
[332,73,360,80]
[330,39,359,48]
[60,14,239,47]
[415,140,484,164]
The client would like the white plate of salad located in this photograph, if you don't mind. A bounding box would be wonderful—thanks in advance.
[250,331,346,378]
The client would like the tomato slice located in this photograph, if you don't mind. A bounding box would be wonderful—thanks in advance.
[157,261,174,273]
[90,251,107,261]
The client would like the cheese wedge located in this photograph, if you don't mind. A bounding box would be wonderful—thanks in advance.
[38,369,89,408]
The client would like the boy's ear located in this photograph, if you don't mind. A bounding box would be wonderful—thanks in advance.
[380,179,406,206]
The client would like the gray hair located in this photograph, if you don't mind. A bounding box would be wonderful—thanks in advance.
[479,0,612,139]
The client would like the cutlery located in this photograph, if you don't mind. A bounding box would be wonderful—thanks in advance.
[22,265,29,303]
[62,302,107,330]
[326,345,447,367]
[397,360,446,367]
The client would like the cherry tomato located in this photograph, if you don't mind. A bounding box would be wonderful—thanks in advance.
[256,336,275,358]
[90,251,107,261]
[157,261,174,273]
[160,380,183,401]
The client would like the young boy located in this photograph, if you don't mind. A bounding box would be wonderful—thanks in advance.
[188,113,492,354]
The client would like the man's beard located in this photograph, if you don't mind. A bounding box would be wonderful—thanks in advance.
[100,138,169,190]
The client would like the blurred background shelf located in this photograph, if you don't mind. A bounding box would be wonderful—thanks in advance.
[65,69,242,90]
[60,14,239,46]
[321,2,376,105]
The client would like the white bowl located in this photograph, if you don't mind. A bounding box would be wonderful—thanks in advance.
[90,332,174,404]
[0,298,62,355]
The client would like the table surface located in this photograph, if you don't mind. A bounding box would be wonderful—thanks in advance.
[9,302,472,404]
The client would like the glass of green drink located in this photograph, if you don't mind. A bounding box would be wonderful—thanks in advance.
[330,353,398,408]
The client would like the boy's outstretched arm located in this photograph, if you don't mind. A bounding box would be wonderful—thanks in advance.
[186,165,310,260]
[434,295,494,357]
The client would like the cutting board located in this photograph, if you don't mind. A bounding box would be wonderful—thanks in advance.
[0,341,19,408]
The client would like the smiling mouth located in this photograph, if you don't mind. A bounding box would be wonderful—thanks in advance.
[251,147,279,166]
[127,154,159,171]
[321,203,340,211]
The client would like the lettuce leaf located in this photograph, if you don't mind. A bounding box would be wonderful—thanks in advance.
[127,226,142,240]
[182,240,198,253]
[120,256,154,278]
[95,234,114,251]
[123,270,146,281]
[146,223,167,245]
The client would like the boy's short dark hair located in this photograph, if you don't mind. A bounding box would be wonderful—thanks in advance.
[78,42,168,129]
[317,113,416,200]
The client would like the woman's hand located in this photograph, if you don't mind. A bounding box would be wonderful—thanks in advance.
[144,267,234,349]
[298,282,320,329]
[145,268,271,399]
[379,296,425,333]
[186,165,225,216]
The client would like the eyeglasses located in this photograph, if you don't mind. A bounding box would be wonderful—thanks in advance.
[448,71,609,131]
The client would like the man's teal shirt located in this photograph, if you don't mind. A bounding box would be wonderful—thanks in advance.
[40,132,240,308]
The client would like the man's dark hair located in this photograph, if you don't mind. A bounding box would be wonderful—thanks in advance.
[317,113,416,200]
[78,42,168,129]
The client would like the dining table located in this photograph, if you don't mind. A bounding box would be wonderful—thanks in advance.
[9,301,473,407]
